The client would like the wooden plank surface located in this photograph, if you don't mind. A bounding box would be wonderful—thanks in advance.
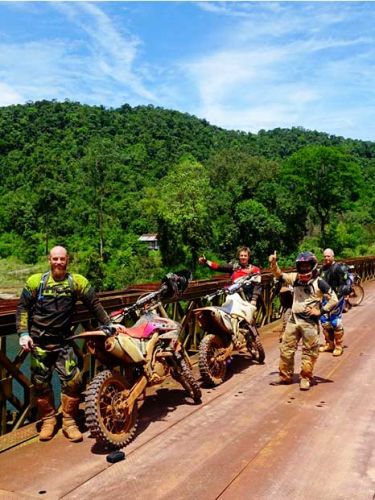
[0,281,374,500]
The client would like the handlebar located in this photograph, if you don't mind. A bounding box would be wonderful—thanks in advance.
[116,270,192,319]
[204,274,259,302]
[120,284,169,317]
[100,325,117,337]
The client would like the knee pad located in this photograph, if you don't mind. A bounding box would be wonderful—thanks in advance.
[332,318,343,330]
[322,324,333,334]
[61,369,83,397]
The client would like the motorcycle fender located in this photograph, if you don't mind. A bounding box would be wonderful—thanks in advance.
[105,335,144,363]
[194,307,232,337]
[66,330,107,341]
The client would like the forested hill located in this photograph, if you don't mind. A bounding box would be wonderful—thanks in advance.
[1,100,375,290]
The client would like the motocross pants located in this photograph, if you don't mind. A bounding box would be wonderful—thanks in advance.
[31,344,82,397]
[279,319,320,382]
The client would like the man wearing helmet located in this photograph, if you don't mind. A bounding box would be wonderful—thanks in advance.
[268,251,338,391]
[318,248,352,356]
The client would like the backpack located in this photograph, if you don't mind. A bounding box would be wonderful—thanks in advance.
[333,263,352,296]
[37,272,76,302]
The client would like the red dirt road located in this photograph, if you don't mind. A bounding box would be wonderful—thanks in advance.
[1,282,374,500]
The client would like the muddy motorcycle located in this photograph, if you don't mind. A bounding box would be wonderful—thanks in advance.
[70,271,201,449]
[194,274,265,386]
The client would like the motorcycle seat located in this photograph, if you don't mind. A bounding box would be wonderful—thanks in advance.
[124,322,157,339]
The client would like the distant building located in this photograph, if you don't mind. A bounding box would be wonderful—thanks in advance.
[138,233,159,250]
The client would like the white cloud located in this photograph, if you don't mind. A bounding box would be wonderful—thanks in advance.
[0,82,23,106]
[52,2,156,101]
[0,2,158,107]
[0,1,374,140]
[180,2,375,139]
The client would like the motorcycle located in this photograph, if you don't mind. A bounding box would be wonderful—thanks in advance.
[194,274,265,386]
[70,271,201,449]
[344,265,364,310]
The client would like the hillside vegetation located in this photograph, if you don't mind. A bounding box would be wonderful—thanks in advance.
[1,100,375,291]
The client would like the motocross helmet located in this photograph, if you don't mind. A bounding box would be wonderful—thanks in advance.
[296,252,318,283]
[161,270,192,299]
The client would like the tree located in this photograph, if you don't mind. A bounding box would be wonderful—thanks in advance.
[235,199,285,263]
[154,155,213,268]
[282,146,363,247]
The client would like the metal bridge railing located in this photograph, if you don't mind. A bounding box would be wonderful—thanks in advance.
[0,256,374,448]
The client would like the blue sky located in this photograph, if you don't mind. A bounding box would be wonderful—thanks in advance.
[0,1,374,141]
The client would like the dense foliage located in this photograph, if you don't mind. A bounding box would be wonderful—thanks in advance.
[1,100,375,289]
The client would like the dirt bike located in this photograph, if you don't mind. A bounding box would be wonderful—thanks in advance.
[194,274,265,386]
[345,265,365,309]
[69,271,201,449]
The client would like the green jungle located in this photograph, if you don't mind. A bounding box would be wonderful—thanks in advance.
[1,100,375,293]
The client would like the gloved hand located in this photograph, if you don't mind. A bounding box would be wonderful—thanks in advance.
[19,333,34,352]
[268,251,277,265]
[305,306,321,317]
[102,323,126,336]
[198,255,207,266]
[112,323,126,334]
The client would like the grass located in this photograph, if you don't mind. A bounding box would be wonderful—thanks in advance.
[0,257,46,296]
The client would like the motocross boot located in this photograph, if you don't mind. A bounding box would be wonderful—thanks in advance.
[61,394,83,442]
[319,328,334,353]
[37,392,57,441]
[299,378,310,391]
[333,329,344,356]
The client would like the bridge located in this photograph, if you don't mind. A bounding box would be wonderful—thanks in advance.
[0,260,374,499]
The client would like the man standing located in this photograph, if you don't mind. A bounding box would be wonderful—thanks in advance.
[16,246,121,442]
[198,246,262,322]
[269,251,338,391]
[319,248,352,356]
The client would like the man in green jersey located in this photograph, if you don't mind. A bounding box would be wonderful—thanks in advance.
[16,246,121,442]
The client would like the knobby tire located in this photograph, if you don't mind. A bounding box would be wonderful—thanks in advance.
[85,369,138,450]
[248,334,266,364]
[348,284,365,307]
[198,334,227,386]
[174,358,202,403]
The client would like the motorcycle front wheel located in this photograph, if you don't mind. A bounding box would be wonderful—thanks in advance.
[347,284,365,307]
[247,334,266,364]
[85,370,138,449]
[173,358,202,403]
[198,334,227,386]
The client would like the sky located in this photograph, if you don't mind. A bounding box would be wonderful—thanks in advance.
[0,1,374,141]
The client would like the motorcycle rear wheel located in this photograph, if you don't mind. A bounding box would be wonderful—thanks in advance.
[173,358,202,403]
[85,370,138,449]
[199,334,227,386]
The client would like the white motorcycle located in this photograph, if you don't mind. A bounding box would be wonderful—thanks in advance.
[194,275,265,386]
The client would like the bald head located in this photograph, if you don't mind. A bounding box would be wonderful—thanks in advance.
[323,248,335,267]
[48,246,69,280]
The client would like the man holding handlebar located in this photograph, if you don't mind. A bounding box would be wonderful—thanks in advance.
[16,245,124,442]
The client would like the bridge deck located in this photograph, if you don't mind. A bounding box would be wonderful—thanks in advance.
[0,282,374,500]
